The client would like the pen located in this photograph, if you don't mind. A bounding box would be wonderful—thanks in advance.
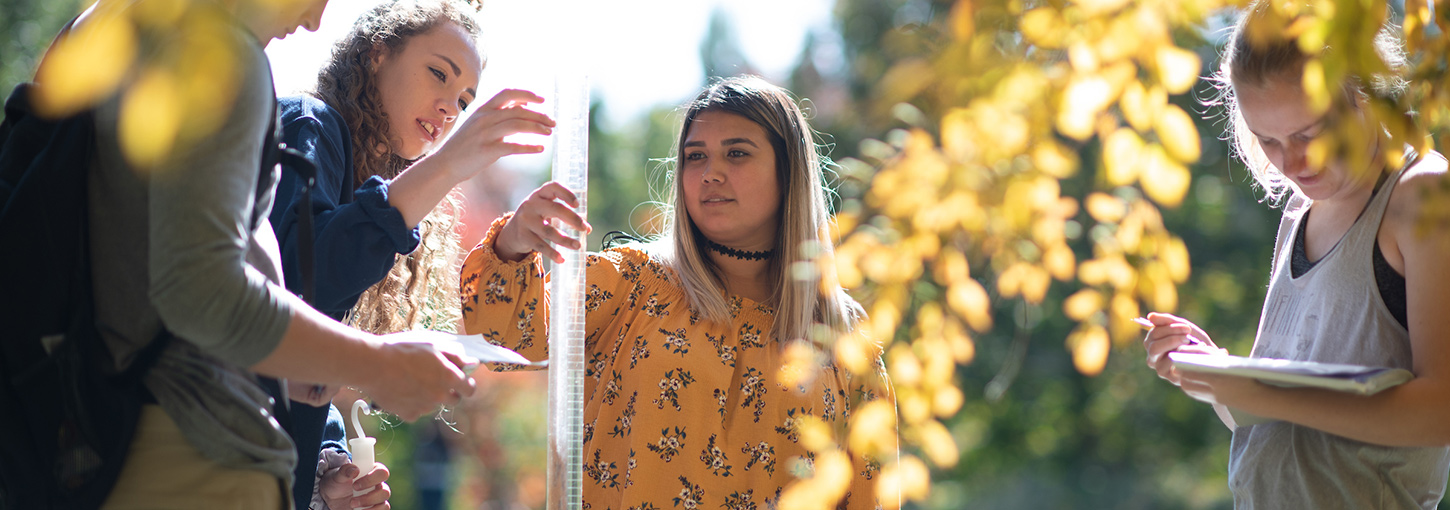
[1133,316,1204,346]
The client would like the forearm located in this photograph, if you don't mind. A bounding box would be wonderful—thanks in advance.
[250,300,390,386]
[386,157,460,227]
[1235,378,1450,446]
[1210,403,1236,430]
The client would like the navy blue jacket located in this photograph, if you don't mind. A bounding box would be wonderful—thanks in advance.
[270,95,420,509]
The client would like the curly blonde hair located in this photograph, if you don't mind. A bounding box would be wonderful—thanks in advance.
[313,0,483,333]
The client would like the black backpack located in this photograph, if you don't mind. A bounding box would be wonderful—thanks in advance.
[0,80,319,509]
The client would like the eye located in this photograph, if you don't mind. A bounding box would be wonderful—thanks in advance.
[429,67,446,82]
[685,152,705,161]
[458,99,469,112]
[727,149,749,157]
[1258,138,1279,148]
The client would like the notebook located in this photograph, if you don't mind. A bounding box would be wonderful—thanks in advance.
[1168,352,1413,426]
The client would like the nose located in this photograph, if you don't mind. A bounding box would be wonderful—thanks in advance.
[1280,139,1307,175]
[300,8,323,33]
[700,159,725,183]
[437,99,458,124]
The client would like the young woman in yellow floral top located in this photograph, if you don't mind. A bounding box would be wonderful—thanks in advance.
[459,76,895,510]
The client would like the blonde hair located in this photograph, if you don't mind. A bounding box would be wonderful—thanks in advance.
[1208,1,1408,204]
[650,76,862,345]
[312,0,482,333]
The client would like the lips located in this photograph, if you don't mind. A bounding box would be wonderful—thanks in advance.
[417,119,439,141]
[701,196,733,206]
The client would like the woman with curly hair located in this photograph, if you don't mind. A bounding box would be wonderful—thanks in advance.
[460,76,895,509]
[268,1,554,508]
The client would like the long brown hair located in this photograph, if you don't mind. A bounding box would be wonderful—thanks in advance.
[660,76,863,345]
[312,0,482,333]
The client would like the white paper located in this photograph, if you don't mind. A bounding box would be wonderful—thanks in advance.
[444,334,541,366]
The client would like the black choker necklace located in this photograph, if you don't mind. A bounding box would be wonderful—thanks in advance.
[705,239,774,261]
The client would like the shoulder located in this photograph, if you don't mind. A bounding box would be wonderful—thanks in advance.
[1387,151,1449,221]
[593,245,681,288]
[279,95,346,136]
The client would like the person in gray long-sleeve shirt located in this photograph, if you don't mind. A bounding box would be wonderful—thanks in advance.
[64,0,482,506]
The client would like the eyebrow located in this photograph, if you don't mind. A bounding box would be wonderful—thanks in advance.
[436,54,477,100]
[1249,117,1325,140]
[683,138,759,148]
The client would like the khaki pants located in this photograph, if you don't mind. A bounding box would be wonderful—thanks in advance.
[101,405,288,510]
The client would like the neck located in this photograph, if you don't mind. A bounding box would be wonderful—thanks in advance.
[703,239,775,303]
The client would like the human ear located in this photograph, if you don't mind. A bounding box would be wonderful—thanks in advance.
[369,43,387,71]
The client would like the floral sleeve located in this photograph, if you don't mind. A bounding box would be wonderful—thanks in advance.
[459,214,635,366]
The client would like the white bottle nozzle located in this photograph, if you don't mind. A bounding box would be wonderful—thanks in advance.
[348,399,376,492]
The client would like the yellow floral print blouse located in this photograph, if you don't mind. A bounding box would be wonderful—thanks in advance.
[460,216,892,510]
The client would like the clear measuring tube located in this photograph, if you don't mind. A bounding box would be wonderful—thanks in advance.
[546,63,588,510]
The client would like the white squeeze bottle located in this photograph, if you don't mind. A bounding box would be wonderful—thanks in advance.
[349,399,376,497]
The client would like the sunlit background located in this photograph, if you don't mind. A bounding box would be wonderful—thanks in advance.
[4,0,1448,508]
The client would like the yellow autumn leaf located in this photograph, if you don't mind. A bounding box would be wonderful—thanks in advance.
[1063,288,1104,321]
[899,389,931,426]
[1306,135,1332,173]
[1103,128,1145,186]
[948,279,993,332]
[32,9,138,118]
[1020,264,1052,304]
[1032,141,1080,178]
[940,108,974,162]
[1154,45,1201,95]
[1085,192,1127,223]
[779,450,853,510]
[849,400,899,457]
[945,319,976,364]
[888,344,922,388]
[1020,8,1065,48]
[916,420,960,467]
[1150,263,1179,311]
[916,303,943,337]
[1119,81,1154,132]
[879,59,935,104]
[835,328,873,376]
[1079,258,1108,286]
[878,455,930,504]
[779,341,820,390]
[870,300,901,344]
[834,244,863,288]
[916,336,955,390]
[799,415,836,452]
[933,249,970,286]
[1109,292,1141,343]
[1072,0,1132,17]
[997,262,1025,298]
[1139,145,1192,208]
[949,0,974,41]
[1104,255,1137,289]
[118,68,184,169]
[1097,16,1142,64]
[1301,58,1331,114]
[1043,243,1076,280]
[934,385,964,417]
[1069,42,1101,74]
[1116,210,1143,252]
[1163,236,1191,282]
[1069,324,1111,376]
[1057,76,1114,141]
[1155,104,1201,163]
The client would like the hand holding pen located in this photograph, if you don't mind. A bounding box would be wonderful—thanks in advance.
[1138,312,1222,385]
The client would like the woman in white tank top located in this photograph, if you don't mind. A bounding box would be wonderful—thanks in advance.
[1140,3,1450,509]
